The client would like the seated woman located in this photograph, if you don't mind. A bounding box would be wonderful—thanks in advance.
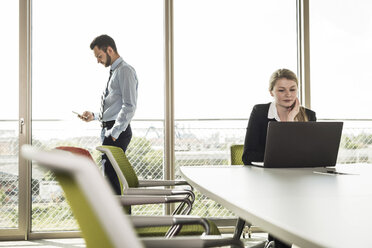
[242,68,316,165]
[242,68,316,248]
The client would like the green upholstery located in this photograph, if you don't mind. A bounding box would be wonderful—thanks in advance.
[136,219,220,237]
[56,172,114,248]
[100,145,139,190]
[98,145,137,214]
[230,145,244,165]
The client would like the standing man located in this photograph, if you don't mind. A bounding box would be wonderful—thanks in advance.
[80,34,138,195]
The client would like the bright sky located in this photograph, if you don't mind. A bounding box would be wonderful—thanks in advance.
[1,0,372,121]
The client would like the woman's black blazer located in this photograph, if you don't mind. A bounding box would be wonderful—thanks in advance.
[242,103,317,165]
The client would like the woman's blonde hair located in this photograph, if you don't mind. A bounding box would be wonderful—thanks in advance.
[269,69,309,122]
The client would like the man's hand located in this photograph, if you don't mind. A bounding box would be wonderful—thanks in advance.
[104,128,116,141]
[81,111,94,122]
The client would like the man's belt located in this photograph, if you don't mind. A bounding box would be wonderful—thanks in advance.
[101,120,115,129]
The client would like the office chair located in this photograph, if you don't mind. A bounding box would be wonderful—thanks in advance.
[230,144,251,239]
[230,144,244,165]
[230,145,270,248]
[56,146,218,237]
[21,145,244,248]
[96,145,195,214]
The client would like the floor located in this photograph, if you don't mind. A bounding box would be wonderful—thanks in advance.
[0,236,266,248]
[0,238,269,248]
[0,239,86,248]
[0,233,289,248]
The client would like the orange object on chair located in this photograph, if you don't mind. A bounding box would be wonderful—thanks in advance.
[55,146,94,161]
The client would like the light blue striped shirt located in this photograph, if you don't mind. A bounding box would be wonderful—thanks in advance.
[94,57,138,139]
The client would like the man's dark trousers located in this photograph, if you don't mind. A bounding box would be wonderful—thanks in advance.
[102,123,132,195]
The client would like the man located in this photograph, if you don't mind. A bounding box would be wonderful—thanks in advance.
[80,34,138,195]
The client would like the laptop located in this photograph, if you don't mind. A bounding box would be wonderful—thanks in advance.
[251,121,343,168]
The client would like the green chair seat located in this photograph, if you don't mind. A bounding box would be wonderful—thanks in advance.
[136,219,221,237]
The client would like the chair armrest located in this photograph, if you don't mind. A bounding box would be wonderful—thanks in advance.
[138,179,191,188]
[121,189,194,215]
[123,188,172,195]
[117,195,192,216]
[117,195,191,206]
[141,236,245,248]
[130,215,212,235]
[122,188,195,203]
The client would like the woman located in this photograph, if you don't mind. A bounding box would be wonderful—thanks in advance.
[242,68,316,248]
[242,68,316,165]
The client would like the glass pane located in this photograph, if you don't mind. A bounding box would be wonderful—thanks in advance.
[174,0,297,119]
[0,1,19,229]
[174,0,297,218]
[310,0,372,119]
[309,1,372,165]
[32,0,164,231]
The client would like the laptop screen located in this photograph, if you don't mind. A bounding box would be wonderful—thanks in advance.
[262,122,343,168]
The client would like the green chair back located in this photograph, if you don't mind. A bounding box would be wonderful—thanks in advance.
[56,172,114,248]
[230,144,244,165]
[100,145,139,188]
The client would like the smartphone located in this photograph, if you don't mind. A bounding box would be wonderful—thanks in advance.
[72,111,87,119]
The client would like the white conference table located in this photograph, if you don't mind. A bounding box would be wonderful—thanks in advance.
[180,164,372,248]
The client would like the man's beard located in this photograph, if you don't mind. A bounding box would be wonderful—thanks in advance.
[105,52,111,67]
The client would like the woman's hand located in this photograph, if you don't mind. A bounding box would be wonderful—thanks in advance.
[287,98,300,121]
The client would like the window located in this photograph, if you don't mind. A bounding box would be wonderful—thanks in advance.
[0,0,19,230]
[32,0,164,231]
[310,0,372,119]
[174,0,297,119]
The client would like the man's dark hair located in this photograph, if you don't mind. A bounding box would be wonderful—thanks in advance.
[90,34,118,53]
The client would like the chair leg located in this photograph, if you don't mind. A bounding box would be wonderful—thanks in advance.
[265,241,276,248]
[247,225,252,238]
[165,224,183,238]
[233,218,246,240]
